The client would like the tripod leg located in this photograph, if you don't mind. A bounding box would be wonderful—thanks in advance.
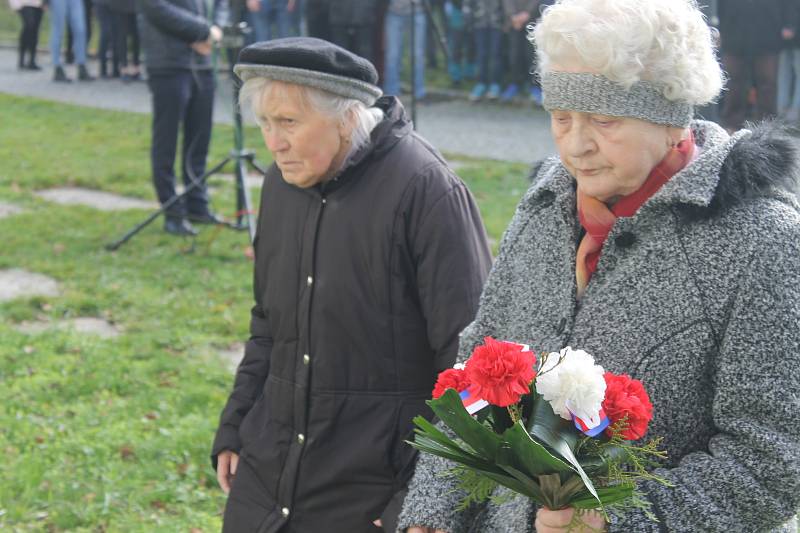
[105,156,232,251]
[236,155,256,243]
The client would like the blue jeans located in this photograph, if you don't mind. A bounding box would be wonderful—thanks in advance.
[250,0,293,43]
[50,0,87,66]
[383,10,427,99]
[777,47,800,116]
[474,27,502,86]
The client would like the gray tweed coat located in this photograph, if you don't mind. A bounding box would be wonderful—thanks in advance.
[397,120,800,533]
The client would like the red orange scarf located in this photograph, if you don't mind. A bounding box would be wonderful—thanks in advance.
[575,133,695,298]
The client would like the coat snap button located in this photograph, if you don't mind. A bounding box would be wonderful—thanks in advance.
[615,232,636,248]
[537,191,555,208]
[306,275,313,286]
[297,433,305,444]
[303,354,310,365]
[281,507,290,518]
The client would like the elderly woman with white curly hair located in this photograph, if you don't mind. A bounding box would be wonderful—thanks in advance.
[397,0,800,532]
[211,38,493,532]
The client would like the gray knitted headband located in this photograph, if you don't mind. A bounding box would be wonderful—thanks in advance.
[233,64,383,106]
[541,71,693,127]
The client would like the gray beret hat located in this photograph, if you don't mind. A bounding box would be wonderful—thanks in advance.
[234,37,383,106]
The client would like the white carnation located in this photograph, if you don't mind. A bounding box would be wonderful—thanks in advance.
[535,347,606,424]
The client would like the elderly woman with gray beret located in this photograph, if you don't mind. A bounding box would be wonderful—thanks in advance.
[398,0,800,532]
[211,38,492,532]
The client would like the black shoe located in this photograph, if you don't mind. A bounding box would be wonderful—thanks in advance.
[53,66,72,83]
[164,217,198,236]
[27,63,42,71]
[187,211,224,225]
[78,65,95,81]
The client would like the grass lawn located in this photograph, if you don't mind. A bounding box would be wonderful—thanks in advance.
[0,93,529,531]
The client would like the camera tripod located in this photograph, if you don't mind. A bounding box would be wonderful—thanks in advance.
[105,24,265,251]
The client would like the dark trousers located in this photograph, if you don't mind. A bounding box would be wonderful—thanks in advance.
[721,53,779,131]
[508,26,533,87]
[330,24,375,65]
[147,70,215,216]
[95,4,117,76]
[17,6,43,68]
[474,26,503,85]
[112,10,140,69]
[305,0,330,41]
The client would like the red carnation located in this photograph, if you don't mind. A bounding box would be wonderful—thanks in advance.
[432,367,471,399]
[602,372,654,440]
[464,337,537,407]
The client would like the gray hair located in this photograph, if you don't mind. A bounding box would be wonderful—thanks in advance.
[239,77,384,161]
[531,0,724,107]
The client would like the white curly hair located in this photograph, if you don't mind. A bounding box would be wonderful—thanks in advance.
[531,0,724,106]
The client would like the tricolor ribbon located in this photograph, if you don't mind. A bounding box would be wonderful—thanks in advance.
[571,408,610,437]
[459,389,489,415]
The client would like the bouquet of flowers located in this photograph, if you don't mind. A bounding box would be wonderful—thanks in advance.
[410,337,670,519]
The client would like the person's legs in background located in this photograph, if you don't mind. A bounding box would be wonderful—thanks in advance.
[721,53,748,132]
[352,25,375,66]
[411,9,426,98]
[112,9,130,79]
[305,0,330,40]
[182,71,217,222]
[753,53,779,122]
[95,3,115,77]
[127,13,141,79]
[65,0,92,64]
[17,6,43,70]
[250,0,272,43]
[777,47,792,115]
[67,0,93,80]
[788,48,800,121]
[382,11,405,97]
[148,72,197,235]
[470,26,488,101]
[501,27,527,102]
[444,0,464,87]
[50,0,70,81]
[273,1,293,38]
[485,27,502,99]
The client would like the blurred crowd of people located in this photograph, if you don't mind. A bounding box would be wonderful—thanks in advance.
[8,0,800,131]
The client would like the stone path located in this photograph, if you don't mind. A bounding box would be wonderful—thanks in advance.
[0,202,24,219]
[34,187,158,211]
[16,317,123,338]
[0,269,60,302]
[0,48,556,164]
[219,343,245,373]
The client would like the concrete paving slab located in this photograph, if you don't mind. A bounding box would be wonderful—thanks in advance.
[34,187,158,211]
[0,202,24,219]
[213,173,265,189]
[0,269,60,302]
[16,317,123,338]
[219,342,245,373]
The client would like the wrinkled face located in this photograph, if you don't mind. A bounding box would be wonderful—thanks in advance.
[257,82,348,189]
[550,110,674,202]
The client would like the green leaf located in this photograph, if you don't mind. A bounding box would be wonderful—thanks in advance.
[504,421,574,475]
[570,483,635,509]
[528,393,601,506]
[427,389,502,459]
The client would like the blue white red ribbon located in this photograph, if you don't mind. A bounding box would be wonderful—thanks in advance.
[572,408,610,437]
